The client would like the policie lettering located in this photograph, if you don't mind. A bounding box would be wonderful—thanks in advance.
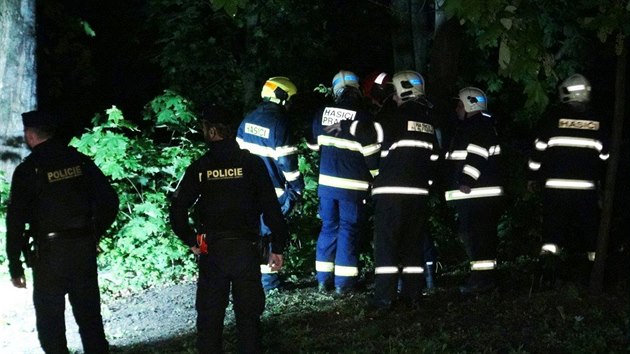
[47,165,83,183]
[321,107,357,126]
[199,168,244,181]
[558,118,599,131]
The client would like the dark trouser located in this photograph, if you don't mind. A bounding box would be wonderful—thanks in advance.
[543,189,599,254]
[373,196,428,304]
[260,193,293,291]
[32,237,108,354]
[196,238,265,354]
[453,197,503,279]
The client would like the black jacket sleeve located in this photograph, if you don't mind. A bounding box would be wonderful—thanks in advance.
[169,163,201,248]
[83,156,119,237]
[5,162,37,279]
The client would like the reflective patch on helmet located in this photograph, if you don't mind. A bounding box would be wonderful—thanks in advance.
[407,121,434,134]
[244,123,270,139]
[321,107,357,126]
[558,118,599,131]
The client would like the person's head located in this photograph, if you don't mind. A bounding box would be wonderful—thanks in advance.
[200,104,233,142]
[22,111,57,148]
[332,70,361,102]
[392,70,425,106]
[456,87,487,120]
[261,76,297,106]
[559,74,591,109]
[361,71,394,107]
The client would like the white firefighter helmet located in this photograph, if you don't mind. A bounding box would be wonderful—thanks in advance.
[392,70,425,101]
[559,74,591,103]
[332,70,360,98]
[458,87,487,112]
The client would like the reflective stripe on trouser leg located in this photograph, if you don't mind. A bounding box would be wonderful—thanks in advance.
[334,199,365,289]
[316,197,339,286]
[373,196,426,302]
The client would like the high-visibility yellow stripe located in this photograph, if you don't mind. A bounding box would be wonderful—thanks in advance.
[319,174,370,191]
[361,143,381,157]
[372,186,429,196]
[275,145,299,157]
[528,160,541,171]
[488,145,501,156]
[236,139,298,159]
[587,252,596,262]
[430,154,439,161]
[389,139,433,151]
[599,153,609,161]
[470,260,496,271]
[374,266,399,274]
[334,265,359,277]
[535,139,548,151]
[283,170,301,182]
[381,150,389,158]
[402,266,424,274]
[463,164,481,180]
[374,122,384,143]
[444,186,504,201]
[545,178,595,190]
[275,188,285,197]
[307,142,320,151]
[316,261,334,272]
[547,136,603,151]
[541,243,559,254]
[467,144,489,159]
[445,150,467,160]
[260,264,278,274]
[370,169,379,177]
[318,135,362,152]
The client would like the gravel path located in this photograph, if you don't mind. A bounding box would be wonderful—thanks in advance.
[0,281,199,353]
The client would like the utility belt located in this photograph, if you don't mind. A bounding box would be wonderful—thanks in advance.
[23,227,94,267]
[196,229,260,255]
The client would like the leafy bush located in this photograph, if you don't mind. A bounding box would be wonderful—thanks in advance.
[70,91,204,295]
[0,172,10,266]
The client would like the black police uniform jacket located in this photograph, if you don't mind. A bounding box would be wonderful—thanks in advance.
[372,100,439,198]
[169,139,287,254]
[444,112,504,202]
[5,139,119,279]
[528,103,608,190]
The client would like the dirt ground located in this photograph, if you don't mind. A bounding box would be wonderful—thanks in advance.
[0,280,198,354]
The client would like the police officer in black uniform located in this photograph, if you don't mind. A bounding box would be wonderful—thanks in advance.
[6,110,119,354]
[169,105,288,354]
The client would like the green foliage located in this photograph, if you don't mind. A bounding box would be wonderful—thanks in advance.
[0,172,10,266]
[70,93,204,295]
[444,0,629,118]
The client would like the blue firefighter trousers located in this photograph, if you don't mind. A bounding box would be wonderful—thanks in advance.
[260,193,293,291]
[316,197,366,290]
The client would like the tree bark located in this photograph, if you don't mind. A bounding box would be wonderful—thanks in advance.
[0,0,37,182]
[589,38,627,295]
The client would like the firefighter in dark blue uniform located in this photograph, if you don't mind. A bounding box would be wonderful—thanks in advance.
[6,110,118,354]
[528,74,608,283]
[371,70,440,309]
[444,88,504,295]
[307,70,382,295]
[169,105,287,354]
[236,76,303,292]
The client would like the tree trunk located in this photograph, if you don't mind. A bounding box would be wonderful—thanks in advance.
[0,0,37,183]
[589,38,627,295]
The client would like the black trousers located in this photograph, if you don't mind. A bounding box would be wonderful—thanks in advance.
[452,197,503,276]
[32,237,108,354]
[196,238,265,354]
[373,196,428,304]
[543,189,599,253]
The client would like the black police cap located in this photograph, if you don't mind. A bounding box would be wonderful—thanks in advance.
[200,104,232,126]
[22,110,57,128]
